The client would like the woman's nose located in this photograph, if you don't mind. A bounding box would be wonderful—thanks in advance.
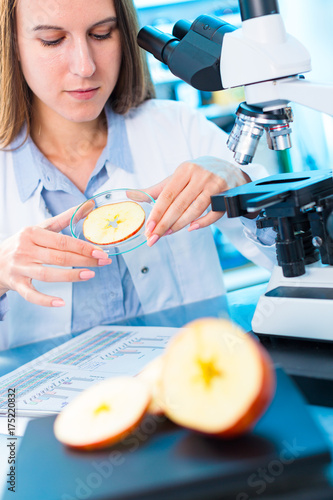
[69,38,96,78]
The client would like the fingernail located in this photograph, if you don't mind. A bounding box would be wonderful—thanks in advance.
[147,234,159,247]
[164,229,173,236]
[92,250,109,259]
[98,258,112,266]
[52,299,65,307]
[80,270,95,280]
[188,223,200,232]
[145,220,156,237]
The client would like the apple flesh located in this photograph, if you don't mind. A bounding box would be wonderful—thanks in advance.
[54,320,276,450]
[160,318,276,437]
[82,201,145,245]
[137,356,165,415]
[54,376,151,450]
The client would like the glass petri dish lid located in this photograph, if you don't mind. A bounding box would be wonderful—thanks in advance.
[70,189,155,255]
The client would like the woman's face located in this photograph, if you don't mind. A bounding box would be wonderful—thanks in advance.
[15,0,122,125]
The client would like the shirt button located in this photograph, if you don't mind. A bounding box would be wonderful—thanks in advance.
[141,266,149,274]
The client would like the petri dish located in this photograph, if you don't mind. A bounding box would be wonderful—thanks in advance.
[70,189,155,255]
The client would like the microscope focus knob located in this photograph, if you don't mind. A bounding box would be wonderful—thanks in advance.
[276,234,305,277]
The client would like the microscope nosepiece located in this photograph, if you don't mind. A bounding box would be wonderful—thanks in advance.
[227,103,293,165]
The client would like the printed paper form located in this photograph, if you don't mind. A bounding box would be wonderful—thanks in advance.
[0,325,178,417]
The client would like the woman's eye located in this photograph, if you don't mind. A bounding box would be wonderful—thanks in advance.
[40,38,64,47]
[38,28,113,47]
[91,31,112,41]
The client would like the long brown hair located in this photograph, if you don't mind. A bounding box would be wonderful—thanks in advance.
[0,0,155,148]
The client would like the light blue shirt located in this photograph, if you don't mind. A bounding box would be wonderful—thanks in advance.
[3,105,143,333]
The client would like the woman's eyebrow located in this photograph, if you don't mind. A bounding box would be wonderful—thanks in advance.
[33,25,63,32]
[92,16,117,28]
[33,16,118,32]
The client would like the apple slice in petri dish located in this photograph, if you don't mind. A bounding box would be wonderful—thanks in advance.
[70,189,155,255]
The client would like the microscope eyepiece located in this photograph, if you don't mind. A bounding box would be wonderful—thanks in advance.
[239,0,279,21]
[137,15,236,91]
[137,26,179,65]
[172,19,192,40]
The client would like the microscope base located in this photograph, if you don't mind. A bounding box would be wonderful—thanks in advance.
[252,263,333,341]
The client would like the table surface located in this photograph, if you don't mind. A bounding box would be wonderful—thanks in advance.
[1,284,333,499]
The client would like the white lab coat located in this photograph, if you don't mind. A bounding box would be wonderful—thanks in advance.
[0,99,275,350]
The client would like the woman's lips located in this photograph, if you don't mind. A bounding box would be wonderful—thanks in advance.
[67,88,99,100]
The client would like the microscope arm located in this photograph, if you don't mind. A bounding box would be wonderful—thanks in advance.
[277,78,333,116]
[244,76,333,116]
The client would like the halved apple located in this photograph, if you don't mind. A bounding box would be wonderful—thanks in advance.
[82,201,145,245]
[137,356,166,416]
[160,318,276,438]
[54,376,151,450]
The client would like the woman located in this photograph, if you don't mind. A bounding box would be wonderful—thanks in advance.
[0,0,275,350]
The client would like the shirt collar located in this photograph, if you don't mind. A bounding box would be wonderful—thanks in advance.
[12,104,134,203]
[104,104,134,176]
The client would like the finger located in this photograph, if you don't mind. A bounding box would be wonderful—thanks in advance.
[152,184,206,236]
[145,176,190,236]
[143,177,171,201]
[70,200,96,226]
[29,227,109,260]
[21,264,96,284]
[39,206,79,233]
[33,246,111,268]
[125,189,154,203]
[188,210,225,231]
[162,190,213,234]
[15,279,66,308]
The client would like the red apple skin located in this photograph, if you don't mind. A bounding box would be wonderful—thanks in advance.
[54,377,152,451]
[211,343,276,439]
[70,408,149,451]
[147,401,165,417]
[160,319,276,439]
[83,220,145,245]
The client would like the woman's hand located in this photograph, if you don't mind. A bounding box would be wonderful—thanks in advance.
[144,156,250,246]
[0,206,111,307]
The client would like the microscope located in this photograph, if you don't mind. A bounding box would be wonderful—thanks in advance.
[137,0,333,341]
